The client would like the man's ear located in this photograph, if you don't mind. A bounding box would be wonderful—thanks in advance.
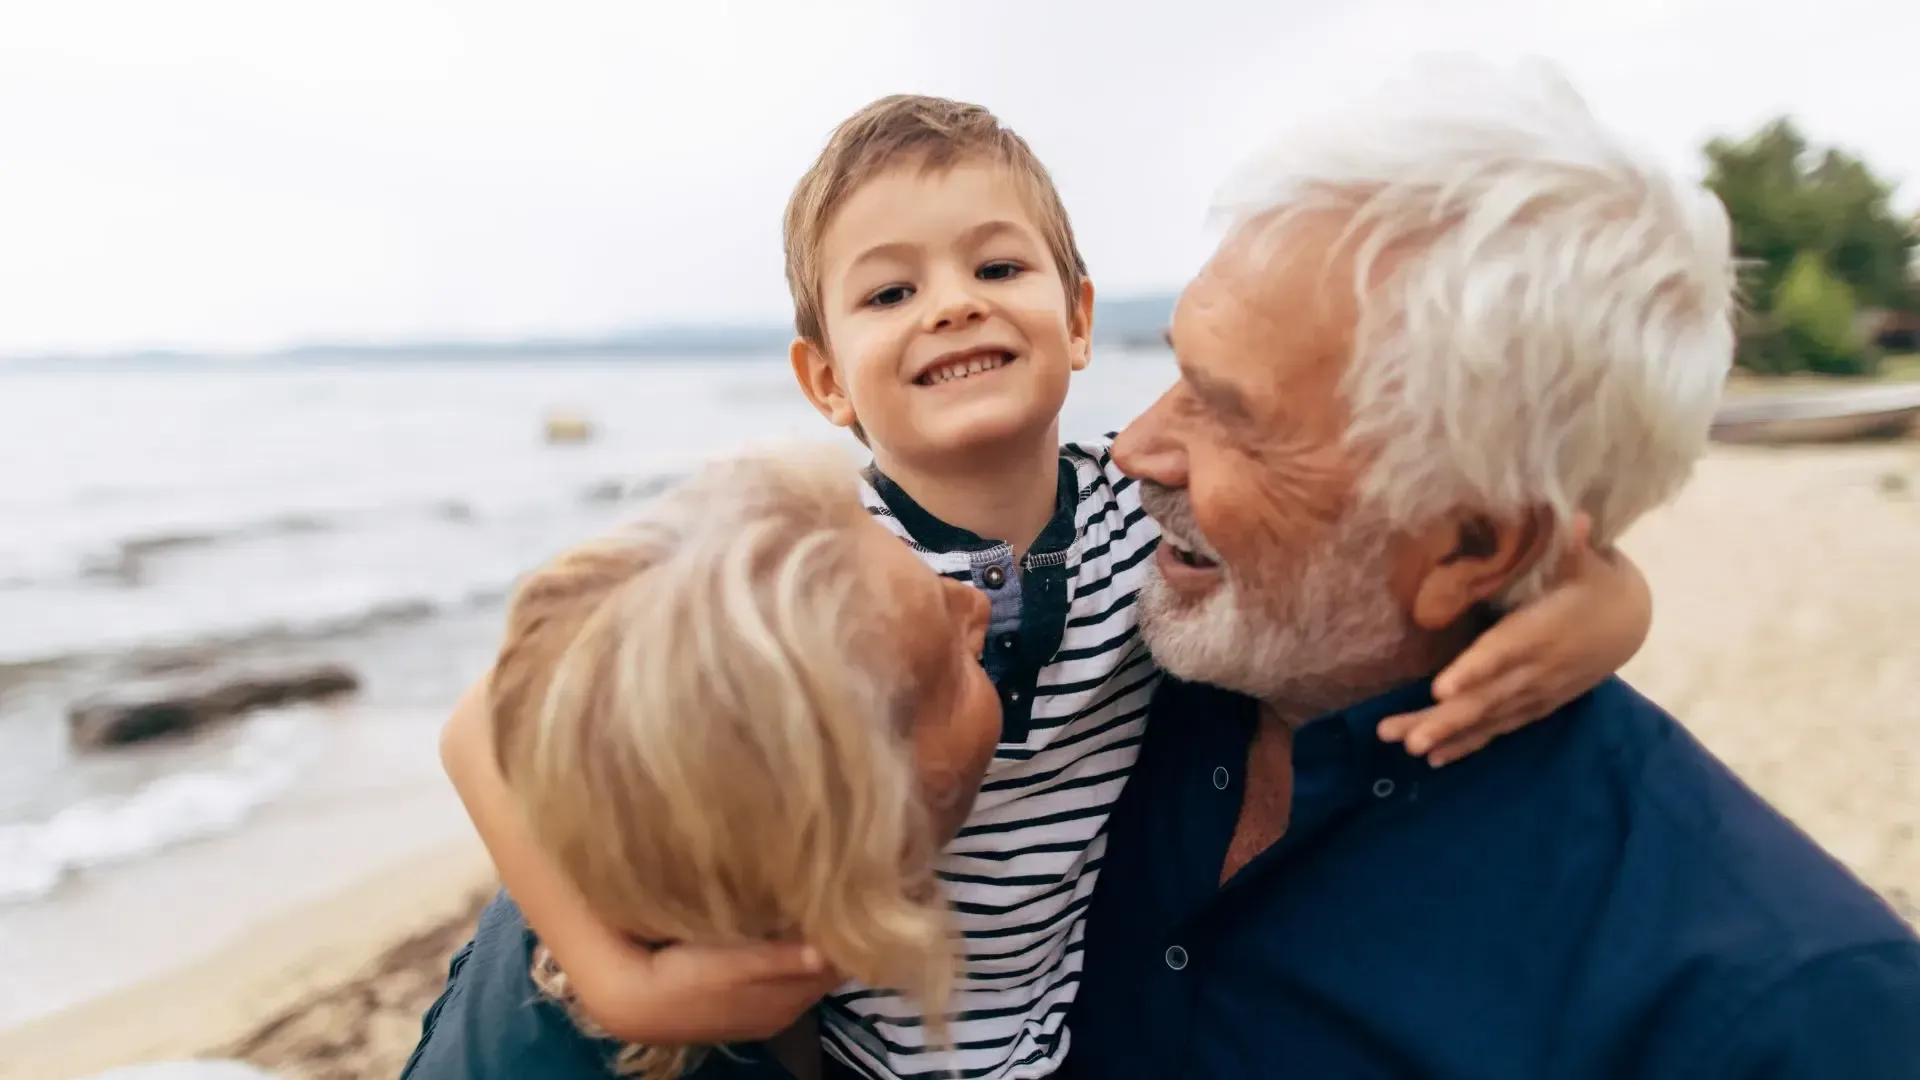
[789,337,858,429]
[1069,278,1095,372]
[1399,506,1554,630]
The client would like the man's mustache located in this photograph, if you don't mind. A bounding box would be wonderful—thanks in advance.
[1138,481,1221,561]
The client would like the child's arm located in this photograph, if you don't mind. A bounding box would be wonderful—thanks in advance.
[1377,514,1654,766]
[439,679,842,1045]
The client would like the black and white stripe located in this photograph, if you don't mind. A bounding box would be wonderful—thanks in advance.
[823,438,1163,1080]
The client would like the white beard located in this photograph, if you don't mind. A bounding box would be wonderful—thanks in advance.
[1138,488,1411,713]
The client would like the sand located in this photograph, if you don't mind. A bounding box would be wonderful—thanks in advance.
[2,440,1916,1080]
[1615,442,1920,923]
[0,842,496,1080]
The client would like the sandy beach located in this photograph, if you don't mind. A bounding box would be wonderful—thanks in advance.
[1,439,1915,1080]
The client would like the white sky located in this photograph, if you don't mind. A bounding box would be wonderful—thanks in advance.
[1,0,1913,355]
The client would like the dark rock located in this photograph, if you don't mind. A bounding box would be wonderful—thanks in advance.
[67,663,361,750]
[580,472,680,505]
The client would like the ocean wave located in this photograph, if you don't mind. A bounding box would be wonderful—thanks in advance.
[2,466,691,596]
[0,588,501,681]
[80,505,476,588]
[0,714,309,905]
[0,501,482,593]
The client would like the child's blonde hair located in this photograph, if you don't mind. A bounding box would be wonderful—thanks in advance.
[488,447,956,1078]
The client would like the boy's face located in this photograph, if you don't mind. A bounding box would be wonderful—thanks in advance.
[793,159,1093,468]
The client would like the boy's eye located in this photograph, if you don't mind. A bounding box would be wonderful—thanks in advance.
[977,261,1022,281]
[866,284,913,308]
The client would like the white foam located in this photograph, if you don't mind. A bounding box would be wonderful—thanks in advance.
[0,715,310,905]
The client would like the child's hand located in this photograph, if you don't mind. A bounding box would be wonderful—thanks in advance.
[437,678,844,1047]
[569,936,845,1046]
[1377,513,1653,767]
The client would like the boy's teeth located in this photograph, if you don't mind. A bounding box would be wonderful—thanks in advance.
[926,352,1012,384]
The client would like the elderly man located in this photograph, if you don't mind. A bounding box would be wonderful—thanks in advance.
[1061,62,1920,1077]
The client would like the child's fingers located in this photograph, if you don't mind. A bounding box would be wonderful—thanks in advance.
[620,944,838,1043]
[1425,727,1496,768]
[710,941,832,985]
[1377,699,1465,748]
[1405,695,1494,757]
[1542,511,1598,583]
[1400,668,1550,757]
[1567,511,1594,554]
[653,940,827,996]
[1431,624,1528,701]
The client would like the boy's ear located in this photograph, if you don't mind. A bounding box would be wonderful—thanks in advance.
[1395,506,1553,630]
[789,337,859,430]
[1069,279,1095,372]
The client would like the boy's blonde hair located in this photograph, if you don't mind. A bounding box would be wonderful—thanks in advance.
[489,448,955,1078]
[783,93,1090,348]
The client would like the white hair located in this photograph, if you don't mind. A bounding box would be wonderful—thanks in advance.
[1212,56,1737,602]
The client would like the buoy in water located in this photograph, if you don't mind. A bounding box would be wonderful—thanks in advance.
[544,411,595,444]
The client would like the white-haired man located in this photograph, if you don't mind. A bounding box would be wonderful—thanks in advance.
[1064,60,1920,1078]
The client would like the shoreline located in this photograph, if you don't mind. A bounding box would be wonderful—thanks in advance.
[0,841,496,1080]
[0,704,471,1034]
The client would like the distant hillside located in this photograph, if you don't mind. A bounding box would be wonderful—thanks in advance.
[272,292,1176,361]
[2,292,1177,367]
[1090,294,1175,346]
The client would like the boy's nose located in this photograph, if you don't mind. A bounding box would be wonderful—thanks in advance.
[923,281,988,332]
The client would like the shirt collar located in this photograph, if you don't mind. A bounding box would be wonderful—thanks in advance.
[1281,679,1434,806]
[863,456,1079,558]
[1172,676,1440,795]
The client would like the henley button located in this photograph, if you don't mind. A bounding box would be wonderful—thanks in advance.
[1372,778,1396,798]
[1212,766,1230,791]
[1164,945,1189,971]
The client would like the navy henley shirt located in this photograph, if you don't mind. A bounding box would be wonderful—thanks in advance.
[1063,675,1920,1078]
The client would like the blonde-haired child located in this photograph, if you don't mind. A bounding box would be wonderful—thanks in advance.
[486,447,1004,1078]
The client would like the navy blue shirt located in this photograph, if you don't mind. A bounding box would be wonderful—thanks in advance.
[1064,676,1920,1078]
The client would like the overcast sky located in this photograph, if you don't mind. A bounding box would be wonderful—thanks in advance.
[1,0,1913,355]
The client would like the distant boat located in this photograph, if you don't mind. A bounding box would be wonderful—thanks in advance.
[1711,385,1920,445]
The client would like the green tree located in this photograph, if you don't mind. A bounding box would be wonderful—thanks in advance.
[1704,119,1917,316]
[1774,252,1877,375]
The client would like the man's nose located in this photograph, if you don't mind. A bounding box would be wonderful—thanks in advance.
[1112,389,1188,488]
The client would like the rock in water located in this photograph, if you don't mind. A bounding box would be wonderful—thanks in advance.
[67,663,361,750]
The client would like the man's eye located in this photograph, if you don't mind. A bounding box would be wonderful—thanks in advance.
[867,285,913,307]
[978,261,1021,281]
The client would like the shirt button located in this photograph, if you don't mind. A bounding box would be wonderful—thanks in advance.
[1211,766,1230,791]
[1372,778,1396,798]
[998,633,1018,651]
[1164,945,1189,971]
[1008,690,1022,703]
[982,565,1007,589]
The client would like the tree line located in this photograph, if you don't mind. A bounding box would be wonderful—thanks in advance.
[1705,119,1919,376]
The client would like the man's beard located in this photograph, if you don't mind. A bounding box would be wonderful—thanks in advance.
[1138,483,1411,715]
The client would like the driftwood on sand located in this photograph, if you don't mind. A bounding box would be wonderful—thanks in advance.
[67,664,362,749]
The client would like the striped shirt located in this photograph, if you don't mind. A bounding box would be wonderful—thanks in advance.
[821,437,1162,1080]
